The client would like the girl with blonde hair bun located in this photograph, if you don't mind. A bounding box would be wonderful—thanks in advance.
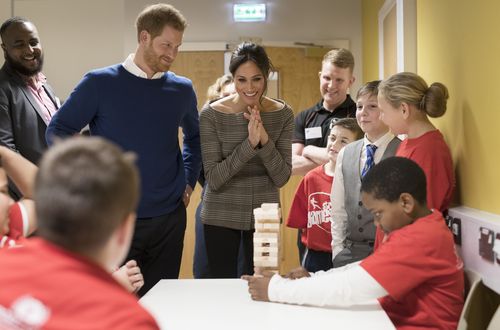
[375,72,454,246]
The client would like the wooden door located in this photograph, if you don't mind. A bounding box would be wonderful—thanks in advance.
[265,47,327,273]
[170,51,225,278]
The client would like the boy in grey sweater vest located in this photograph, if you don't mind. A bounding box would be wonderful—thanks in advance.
[330,81,400,267]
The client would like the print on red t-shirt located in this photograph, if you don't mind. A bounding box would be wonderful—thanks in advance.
[287,166,334,252]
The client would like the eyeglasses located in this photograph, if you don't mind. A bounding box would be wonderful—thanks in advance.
[329,118,341,130]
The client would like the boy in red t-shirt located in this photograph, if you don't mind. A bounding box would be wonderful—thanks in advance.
[244,157,464,330]
[287,118,362,272]
[0,138,159,329]
[0,145,144,293]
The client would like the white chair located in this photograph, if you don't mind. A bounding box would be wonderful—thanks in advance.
[457,269,481,330]
[487,306,500,330]
[458,269,500,330]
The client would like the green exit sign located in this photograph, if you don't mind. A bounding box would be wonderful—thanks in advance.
[233,4,266,22]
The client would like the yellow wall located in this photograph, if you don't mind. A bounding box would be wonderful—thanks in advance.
[362,0,500,214]
[417,0,500,213]
[362,0,385,82]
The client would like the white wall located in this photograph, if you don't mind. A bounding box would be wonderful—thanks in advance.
[11,0,125,99]
[124,0,362,43]
[0,0,13,67]
[4,0,363,99]
[0,0,12,29]
[124,0,364,96]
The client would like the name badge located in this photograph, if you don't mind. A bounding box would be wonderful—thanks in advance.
[305,126,322,140]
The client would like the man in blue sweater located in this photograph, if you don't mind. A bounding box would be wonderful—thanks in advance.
[45,4,201,296]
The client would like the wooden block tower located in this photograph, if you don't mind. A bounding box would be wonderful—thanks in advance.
[253,203,281,274]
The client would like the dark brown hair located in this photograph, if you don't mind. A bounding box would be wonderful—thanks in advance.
[331,118,363,140]
[229,42,274,101]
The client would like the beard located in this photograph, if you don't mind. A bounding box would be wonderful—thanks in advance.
[4,51,44,76]
[143,43,170,74]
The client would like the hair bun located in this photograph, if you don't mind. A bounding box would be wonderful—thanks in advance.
[424,82,449,118]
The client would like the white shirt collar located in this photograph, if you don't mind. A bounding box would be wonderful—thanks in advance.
[363,131,394,148]
[122,53,165,79]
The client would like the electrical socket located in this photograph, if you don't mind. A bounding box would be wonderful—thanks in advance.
[445,215,462,245]
[445,214,454,230]
[448,206,500,294]
[479,227,495,262]
[452,218,462,245]
[495,233,500,265]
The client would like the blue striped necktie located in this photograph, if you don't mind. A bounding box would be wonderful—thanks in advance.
[362,144,378,177]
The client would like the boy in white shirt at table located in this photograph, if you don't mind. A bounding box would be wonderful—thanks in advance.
[243,157,464,330]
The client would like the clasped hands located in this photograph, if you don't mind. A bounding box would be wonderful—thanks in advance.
[243,105,269,149]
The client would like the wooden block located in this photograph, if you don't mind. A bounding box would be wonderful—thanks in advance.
[254,208,280,221]
[255,222,280,232]
[254,246,278,253]
[254,250,278,258]
[254,217,280,224]
[254,257,278,267]
[253,234,279,245]
[254,255,279,262]
[261,203,279,210]
[254,241,278,248]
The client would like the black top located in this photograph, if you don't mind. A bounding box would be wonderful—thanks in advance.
[293,96,356,147]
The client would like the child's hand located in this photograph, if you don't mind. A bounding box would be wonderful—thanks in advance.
[242,271,274,302]
[284,266,311,279]
[112,260,144,294]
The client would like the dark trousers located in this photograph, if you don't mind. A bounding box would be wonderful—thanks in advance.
[193,200,247,278]
[204,224,254,278]
[297,229,306,264]
[126,203,186,297]
[302,248,333,272]
[193,201,210,278]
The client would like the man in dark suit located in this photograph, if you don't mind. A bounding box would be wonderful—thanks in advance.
[0,17,59,166]
[0,17,59,199]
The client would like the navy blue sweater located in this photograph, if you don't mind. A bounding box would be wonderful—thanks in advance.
[46,65,201,218]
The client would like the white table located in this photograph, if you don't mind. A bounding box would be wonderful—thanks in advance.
[140,279,395,330]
